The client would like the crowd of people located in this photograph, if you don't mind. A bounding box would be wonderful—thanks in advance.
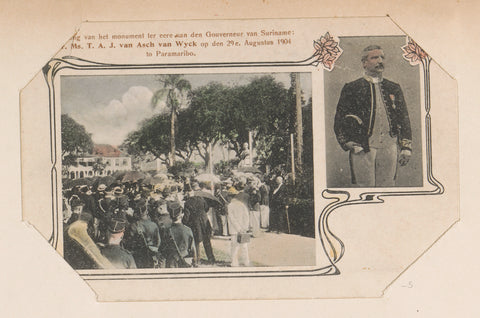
[63,170,292,270]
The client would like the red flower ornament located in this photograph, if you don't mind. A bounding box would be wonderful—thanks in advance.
[313,32,343,71]
[402,37,429,65]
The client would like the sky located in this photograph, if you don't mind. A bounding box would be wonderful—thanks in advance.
[61,72,312,146]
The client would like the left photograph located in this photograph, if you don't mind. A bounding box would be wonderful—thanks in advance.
[60,72,315,270]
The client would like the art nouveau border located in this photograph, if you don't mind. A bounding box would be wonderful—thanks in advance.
[41,34,443,280]
[320,38,444,274]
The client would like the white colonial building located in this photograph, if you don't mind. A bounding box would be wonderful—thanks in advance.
[65,144,132,179]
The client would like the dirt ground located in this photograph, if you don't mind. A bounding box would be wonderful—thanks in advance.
[196,229,316,268]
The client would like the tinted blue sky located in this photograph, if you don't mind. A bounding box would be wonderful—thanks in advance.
[61,72,312,145]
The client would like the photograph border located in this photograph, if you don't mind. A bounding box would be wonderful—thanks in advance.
[320,37,444,268]
[42,34,444,281]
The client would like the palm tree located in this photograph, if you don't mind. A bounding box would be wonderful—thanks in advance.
[151,74,192,167]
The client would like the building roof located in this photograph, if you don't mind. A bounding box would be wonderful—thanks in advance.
[92,144,123,157]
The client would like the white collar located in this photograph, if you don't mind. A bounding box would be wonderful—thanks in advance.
[363,74,383,84]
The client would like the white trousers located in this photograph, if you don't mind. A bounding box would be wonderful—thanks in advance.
[350,144,398,187]
[259,205,270,228]
[249,210,261,236]
[230,235,250,267]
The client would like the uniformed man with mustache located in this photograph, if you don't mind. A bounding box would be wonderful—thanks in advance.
[334,45,412,187]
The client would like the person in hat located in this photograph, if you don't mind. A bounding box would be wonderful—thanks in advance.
[148,196,172,267]
[124,199,161,268]
[100,218,137,269]
[163,201,196,268]
[62,190,72,224]
[245,178,261,237]
[214,183,229,236]
[183,189,216,265]
[109,187,130,221]
[95,187,116,243]
[66,195,95,237]
[199,181,219,235]
[91,184,107,241]
[258,176,270,229]
[269,175,289,233]
[227,183,251,267]
[66,195,85,225]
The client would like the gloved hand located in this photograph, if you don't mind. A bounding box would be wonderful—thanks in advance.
[398,149,411,166]
[345,141,364,154]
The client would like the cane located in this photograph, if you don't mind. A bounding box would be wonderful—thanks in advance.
[285,205,290,234]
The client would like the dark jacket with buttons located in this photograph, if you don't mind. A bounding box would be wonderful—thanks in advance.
[334,77,412,152]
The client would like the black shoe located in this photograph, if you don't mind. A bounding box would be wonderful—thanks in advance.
[206,258,216,265]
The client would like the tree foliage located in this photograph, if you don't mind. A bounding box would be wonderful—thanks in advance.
[185,82,232,167]
[121,111,198,165]
[122,114,171,164]
[123,74,312,175]
[238,76,296,169]
[61,114,93,158]
[151,74,192,166]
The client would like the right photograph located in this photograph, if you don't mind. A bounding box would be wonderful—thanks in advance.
[324,36,423,188]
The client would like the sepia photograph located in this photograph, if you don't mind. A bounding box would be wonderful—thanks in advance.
[60,72,316,270]
[324,36,423,188]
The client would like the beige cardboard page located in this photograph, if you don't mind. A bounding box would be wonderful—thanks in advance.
[20,17,458,301]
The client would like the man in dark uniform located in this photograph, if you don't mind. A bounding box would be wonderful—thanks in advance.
[215,182,231,236]
[164,201,196,268]
[183,188,216,265]
[124,199,161,268]
[258,176,270,229]
[78,185,96,218]
[110,186,130,221]
[334,45,412,187]
[269,176,289,233]
[92,184,107,241]
[100,218,137,269]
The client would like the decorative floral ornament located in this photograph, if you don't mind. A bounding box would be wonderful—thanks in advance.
[313,32,343,71]
[402,37,429,65]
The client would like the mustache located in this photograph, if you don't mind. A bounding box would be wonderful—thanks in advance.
[376,63,384,69]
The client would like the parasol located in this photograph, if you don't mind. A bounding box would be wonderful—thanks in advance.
[121,171,150,183]
[193,191,221,205]
[96,175,116,186]
[195,173,221,183]
[153,172,170,180]
[63,177,94,189]
[112,170,127,180]
[141,176,166,186]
